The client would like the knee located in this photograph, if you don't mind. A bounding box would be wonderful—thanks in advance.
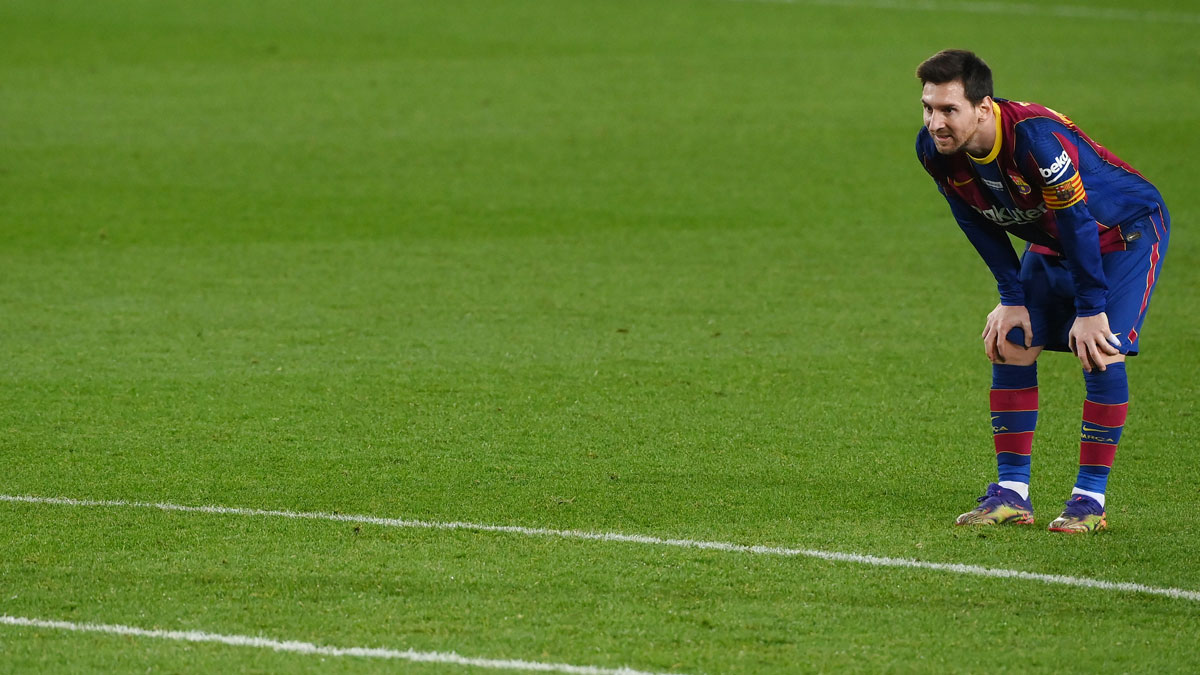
[991,339,1041,366]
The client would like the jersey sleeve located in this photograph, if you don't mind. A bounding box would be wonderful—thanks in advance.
[917,133,1024,306]
[942,186,1025,306]
[1019,122,1107,316]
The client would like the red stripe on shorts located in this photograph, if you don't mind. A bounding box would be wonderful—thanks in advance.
[1129,240,1161,344]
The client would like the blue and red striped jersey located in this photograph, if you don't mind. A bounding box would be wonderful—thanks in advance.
[916,98,1165,316]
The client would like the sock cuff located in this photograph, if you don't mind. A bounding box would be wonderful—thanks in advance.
[1083,363,1129,404]
[992,362,1038,390]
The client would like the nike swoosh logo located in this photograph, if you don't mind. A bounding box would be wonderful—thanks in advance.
[952,177,974,187]
[1082,426,1110,433]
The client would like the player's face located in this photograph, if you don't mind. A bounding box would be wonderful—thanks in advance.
[922,80,989,155]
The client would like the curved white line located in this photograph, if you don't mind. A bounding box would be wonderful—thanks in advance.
[0,615,674,675]
[729,0,1200,25]
[3,493,1199,602]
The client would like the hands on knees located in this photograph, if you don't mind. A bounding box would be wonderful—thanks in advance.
[1069,312,1124,373]
[983,303,1041,366]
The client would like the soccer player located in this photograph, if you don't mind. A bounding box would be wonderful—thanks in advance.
[914,49,1169,533]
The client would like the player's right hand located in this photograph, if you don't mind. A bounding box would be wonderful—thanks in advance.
[982,303,1033,363]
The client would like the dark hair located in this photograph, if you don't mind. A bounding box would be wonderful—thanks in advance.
[916,50,993,105]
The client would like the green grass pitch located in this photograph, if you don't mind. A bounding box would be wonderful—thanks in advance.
[2,0,1198,672]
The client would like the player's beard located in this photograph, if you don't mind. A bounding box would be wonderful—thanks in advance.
[932,121,981,155]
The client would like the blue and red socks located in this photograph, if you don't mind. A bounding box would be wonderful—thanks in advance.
[985,361,1129,510]
[990,363,1038,500]
[1075,363,1128,508]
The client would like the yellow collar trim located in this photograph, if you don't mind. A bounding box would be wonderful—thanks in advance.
[968,101,1002,164]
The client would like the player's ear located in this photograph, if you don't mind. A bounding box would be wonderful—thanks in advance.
[978,95,994,120]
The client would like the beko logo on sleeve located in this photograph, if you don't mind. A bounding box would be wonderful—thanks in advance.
[1039,150,1072,183]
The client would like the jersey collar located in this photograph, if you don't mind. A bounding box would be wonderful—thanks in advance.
[967,101,1002,164]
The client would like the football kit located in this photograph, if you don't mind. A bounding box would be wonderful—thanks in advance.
[917,98,1168,353]
[917,97,1171,530]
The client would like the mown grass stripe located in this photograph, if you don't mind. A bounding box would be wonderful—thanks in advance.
[5,493,1199,602]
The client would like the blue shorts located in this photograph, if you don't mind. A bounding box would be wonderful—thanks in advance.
[1006,208,1169,356]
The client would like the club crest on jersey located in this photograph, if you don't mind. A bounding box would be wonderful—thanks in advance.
[1008,173,1032,195]
[1039,150,1072,183]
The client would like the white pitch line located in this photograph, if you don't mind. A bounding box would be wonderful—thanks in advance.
[729,0,1200,25]
[4,493,1200,603]
[0,615,673,675]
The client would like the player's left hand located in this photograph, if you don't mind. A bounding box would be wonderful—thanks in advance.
[1068,312,1122,373]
